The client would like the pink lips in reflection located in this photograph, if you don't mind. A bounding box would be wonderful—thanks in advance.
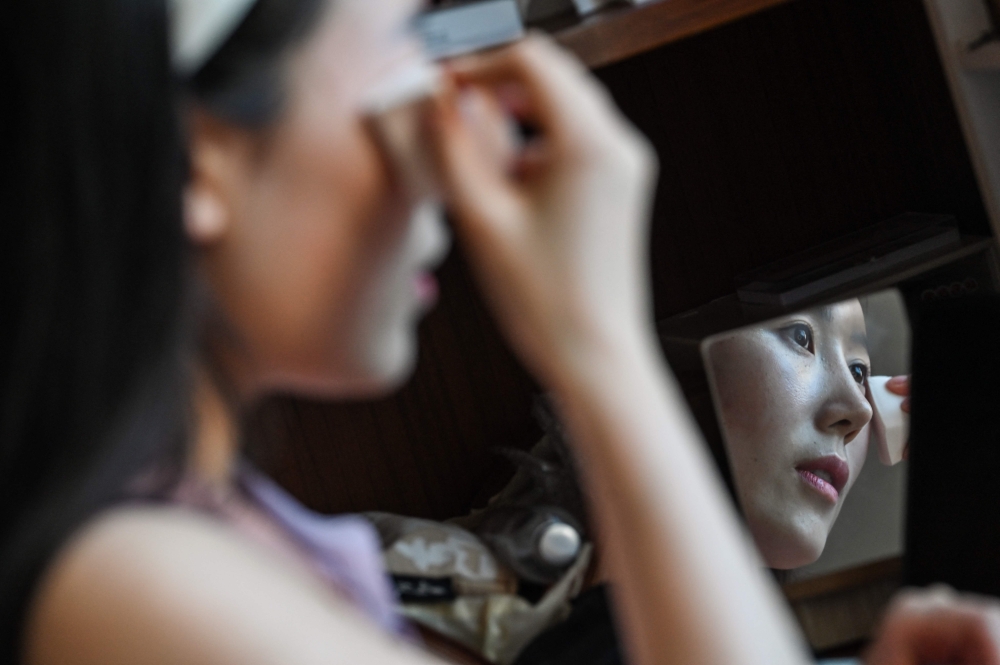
[795,455,849,504]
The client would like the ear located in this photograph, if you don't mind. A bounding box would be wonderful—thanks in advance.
[183,110,245,246]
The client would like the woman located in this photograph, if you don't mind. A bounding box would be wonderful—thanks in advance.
[2,0,998,663]
[705,299,874,570]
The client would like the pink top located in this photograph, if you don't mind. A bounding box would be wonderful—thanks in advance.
[168,463,408,637]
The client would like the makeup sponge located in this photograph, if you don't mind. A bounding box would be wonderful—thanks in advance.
[868,376,909,466]
[363,61,442,200]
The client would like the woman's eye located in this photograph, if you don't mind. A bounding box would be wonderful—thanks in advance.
[849,364,868,385]
[784,324,813,351]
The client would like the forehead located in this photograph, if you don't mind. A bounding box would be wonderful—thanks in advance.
[814,300,865,328]
[304,0,424,63]
[731,299,866,341]
[810,299,868,347]
[815,299,863,323]
[327,0,423,42]
[289,0,426,107]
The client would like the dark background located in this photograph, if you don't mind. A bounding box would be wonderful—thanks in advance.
[249,0,990,520]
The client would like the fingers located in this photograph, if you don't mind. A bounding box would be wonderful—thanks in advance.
[427,76,526,247]
[886,375,911,413]
[444,34,626,153]
[455,85,521,178]
[886,375,910,396]
[867,586,1000,665]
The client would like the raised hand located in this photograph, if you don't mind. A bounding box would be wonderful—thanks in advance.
[430,34,658,388]
[886,375,911,413]
[867,586,1000,665]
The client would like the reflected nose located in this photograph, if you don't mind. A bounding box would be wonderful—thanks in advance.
[817,366,873,444]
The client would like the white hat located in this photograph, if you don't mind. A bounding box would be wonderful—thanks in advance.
[170,0,259,76]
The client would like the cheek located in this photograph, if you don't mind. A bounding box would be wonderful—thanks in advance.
[283,125,407,353]
[219,111,402,379]
[845,422,870,489]
[712,339,811,458]
[285,125,387,294]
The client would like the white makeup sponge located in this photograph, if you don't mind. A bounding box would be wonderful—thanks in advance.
[868,375,909,466]
[363,61,443,200]
[170,0,259,76]
[362,61,442,116]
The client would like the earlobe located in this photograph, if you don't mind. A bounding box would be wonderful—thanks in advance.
[184,183,229,245]
[183,110,240,246]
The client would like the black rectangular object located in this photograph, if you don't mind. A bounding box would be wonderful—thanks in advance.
[906,294,1000,594]
[391,575,456,603]
[736,214,960,307]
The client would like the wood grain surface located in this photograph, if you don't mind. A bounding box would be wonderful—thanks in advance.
[550,0,797,68]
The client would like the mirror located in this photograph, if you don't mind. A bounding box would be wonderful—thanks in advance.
[701,290,910,579]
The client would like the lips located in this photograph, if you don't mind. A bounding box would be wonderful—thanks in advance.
[795,455,849,504]
[414,271,439,304]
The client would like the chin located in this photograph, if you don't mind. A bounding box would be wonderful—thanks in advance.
[352,353,417,397]
[265,326,419,399]
[750,514,829,570]
[363,324,419,390]
[335,325,419,397]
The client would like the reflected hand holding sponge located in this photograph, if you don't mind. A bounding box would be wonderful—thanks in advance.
[868,375,909,466]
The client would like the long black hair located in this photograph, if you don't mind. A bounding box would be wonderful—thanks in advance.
[0,0,322,661]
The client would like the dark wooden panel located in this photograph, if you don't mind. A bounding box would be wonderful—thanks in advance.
[548,0,797,68]
[596,0,989,319]
[247,252,542,520]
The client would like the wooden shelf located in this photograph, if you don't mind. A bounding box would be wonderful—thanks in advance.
[783,557,903,651]
[783,557,902,603]
[543,0,797,68]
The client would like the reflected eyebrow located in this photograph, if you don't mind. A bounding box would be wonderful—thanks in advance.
[850,331,869,352]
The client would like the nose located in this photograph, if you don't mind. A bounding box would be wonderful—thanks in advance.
[816,364,874,444]
[412,200,452,266]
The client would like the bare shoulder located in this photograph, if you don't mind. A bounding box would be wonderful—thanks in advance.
[25,506,441,665]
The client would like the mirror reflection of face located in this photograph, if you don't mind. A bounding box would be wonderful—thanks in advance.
[706,300,873,569]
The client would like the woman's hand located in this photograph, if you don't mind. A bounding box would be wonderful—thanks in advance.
[433,35,807,665]
[885,375,910,459]
[886,375,910,413]
[430,34,658,387]
[866,586,1000,665]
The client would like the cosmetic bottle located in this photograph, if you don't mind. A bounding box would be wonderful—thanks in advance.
[475,505,583,585]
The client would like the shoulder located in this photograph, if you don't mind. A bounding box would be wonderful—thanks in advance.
[24,506,436,665]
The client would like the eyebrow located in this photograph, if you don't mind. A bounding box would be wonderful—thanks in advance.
[851,331,869,352]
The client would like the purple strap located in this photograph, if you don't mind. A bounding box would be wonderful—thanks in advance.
[237,464,408,636]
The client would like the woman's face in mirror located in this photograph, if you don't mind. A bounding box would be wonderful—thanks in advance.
[190,0,449,398]
[706,300,873,569]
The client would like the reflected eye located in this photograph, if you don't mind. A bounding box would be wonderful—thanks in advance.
[784,323,813,352]
[850,363,869,386]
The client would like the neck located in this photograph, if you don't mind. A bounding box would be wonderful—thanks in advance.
[190,367,240,488]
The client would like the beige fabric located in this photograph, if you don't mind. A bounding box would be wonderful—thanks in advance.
[366,513,591,665]
[401,546,591,665]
